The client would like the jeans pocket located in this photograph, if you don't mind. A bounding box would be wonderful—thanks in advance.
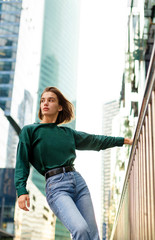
[46,173,64,189]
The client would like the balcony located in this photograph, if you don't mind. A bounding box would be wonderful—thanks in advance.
[110,43,155,239]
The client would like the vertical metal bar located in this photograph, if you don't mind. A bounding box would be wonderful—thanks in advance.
[138,139,142,240]
[127,184,130,240]
[135,150,139,239]
[126,187,129,240]
[129,178,131,240]
[130,167,134,240]
[136,148,140,240]
[130,168,132,240]
[140,133,145,240]
[148,101,155,240]
[132,159,135,240]
[133,155,136,239]
[133,158,136,239]
[152,91,155,193]
[145,114,152,240]
[137,142,141,240]
[142,124,148,239]
[152,91,155,174]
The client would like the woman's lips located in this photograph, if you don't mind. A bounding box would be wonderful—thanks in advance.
[43,108,49,110]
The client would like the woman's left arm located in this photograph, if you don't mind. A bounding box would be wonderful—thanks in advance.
[71,129,131,150]
[124,138,133,145]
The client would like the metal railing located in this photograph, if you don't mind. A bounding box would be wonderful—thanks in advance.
[110,43,155,240]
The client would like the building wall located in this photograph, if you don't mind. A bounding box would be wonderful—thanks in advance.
[11,0,44,125]
[101,100,120,240]
[0,0,22,115]
[0,168,16,237]
[0,108,9,167]
[37,0,79,105]
[14,177,56,240]
[108,0,155,239]
[0,1,22,232]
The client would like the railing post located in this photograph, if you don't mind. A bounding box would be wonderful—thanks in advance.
[142,125,148,239]
[148,98,155,239]
[145,114,152,240]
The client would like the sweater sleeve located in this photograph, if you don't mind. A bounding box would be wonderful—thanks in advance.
[14,126,31,197]
[72,129,124,151]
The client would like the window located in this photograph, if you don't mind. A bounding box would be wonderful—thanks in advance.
[43,214,48,221]
[32,195,36,201]
[44,206,49,212]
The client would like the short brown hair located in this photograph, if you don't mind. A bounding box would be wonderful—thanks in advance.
[38,87,75,124]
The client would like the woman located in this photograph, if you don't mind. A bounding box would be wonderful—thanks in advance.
[14,86,133,240]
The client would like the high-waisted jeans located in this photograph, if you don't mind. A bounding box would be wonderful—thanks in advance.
[45,171,100,240]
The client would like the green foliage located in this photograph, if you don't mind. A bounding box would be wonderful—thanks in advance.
[123,117,133,157]
[133,32,146,61]
[123,118,132,138]
[125,52,134,83]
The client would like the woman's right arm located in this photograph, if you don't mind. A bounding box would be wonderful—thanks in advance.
[14,127,31,211]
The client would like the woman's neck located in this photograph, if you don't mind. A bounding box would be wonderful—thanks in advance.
[40,116,57,123]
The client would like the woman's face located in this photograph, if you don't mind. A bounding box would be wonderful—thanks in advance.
[40,91,62,119]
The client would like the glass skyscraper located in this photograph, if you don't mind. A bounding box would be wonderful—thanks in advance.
[0,1,22,238]
[36,0,79,115]
[0,0,22,115]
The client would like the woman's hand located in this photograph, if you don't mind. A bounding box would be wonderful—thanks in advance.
[18,194,30,211]
[124,138,133,145]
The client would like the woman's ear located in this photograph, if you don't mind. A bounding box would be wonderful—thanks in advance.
[58,105,63,112]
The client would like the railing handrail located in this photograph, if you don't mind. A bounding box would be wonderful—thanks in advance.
[110,41,155,240]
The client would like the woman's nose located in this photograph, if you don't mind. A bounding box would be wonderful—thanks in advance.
[44,100,48,105]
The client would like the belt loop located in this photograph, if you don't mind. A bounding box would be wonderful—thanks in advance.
[63,167,66,173]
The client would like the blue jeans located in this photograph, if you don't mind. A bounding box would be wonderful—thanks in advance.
[45,170,100,240]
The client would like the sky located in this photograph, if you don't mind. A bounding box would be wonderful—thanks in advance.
[75,0,128,231]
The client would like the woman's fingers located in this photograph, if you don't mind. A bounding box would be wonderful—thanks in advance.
[26,195,30,207]
[124,138,133,145]
[18,194,30,211]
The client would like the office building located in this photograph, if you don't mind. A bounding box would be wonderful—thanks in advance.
[14,175,56,240]
[0,168,16,239]
[101,100,120,240]
[108,1,155,239]
[0,0,22,115]
[0,1,22,238]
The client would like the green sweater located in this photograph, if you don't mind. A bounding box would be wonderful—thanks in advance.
[14,123,124,197]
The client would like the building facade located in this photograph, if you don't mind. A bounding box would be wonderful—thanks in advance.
[0,1,22,238]
[0,0,22,115]
[101,100,121,240]
[0,168,16,239]
[14,176,56,240]
[109,0,155,239]
[0,108,9,168]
